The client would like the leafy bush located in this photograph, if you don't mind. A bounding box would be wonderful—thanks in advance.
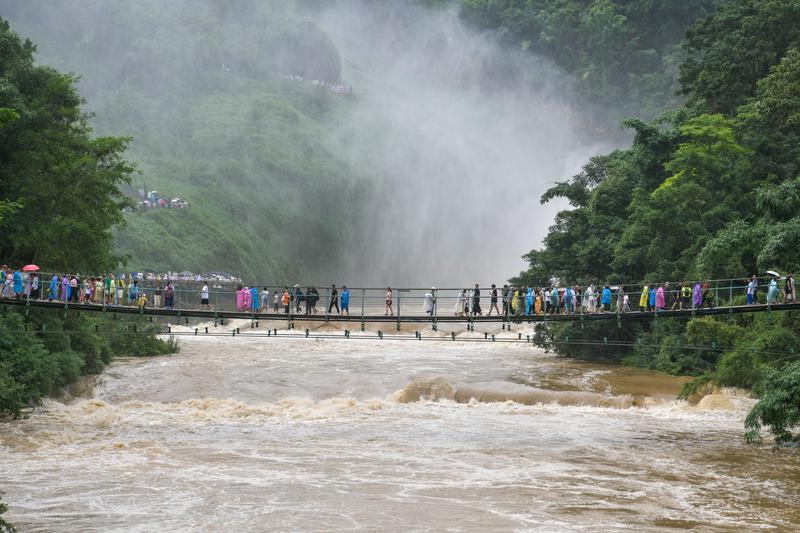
[745,361,800,445]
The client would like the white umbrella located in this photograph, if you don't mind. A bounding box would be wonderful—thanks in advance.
[766,270,781,279]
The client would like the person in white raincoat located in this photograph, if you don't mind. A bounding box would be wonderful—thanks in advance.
[455,289,466,316]
[587,284,597,313]
[423,288,436,315]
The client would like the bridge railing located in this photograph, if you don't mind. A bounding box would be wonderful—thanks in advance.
[5,273,789,320]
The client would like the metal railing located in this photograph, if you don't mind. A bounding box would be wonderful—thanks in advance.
[1,273,792,326]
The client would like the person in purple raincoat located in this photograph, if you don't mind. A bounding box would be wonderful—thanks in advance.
[692,281,702,308]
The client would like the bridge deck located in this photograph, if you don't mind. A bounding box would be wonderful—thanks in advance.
[1,297,798,323]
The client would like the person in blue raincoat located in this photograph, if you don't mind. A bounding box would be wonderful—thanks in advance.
[601,285,612,312]
[49,274,59,301]
[340,286,350,315]
[13,269,23,298]
[767,276,779,304]
[564,286,574,314]
[250,286,259,311]
[648,286,656,311]
[525,287,533,315]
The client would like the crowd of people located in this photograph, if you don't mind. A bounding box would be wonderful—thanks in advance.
[281,74,354,95]
[1,266,796,318]
[445,274,796,317]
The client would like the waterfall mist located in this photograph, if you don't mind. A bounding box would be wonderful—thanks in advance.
[318,1,620,286]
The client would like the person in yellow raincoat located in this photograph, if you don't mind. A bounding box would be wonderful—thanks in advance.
[639,284,649,311]
[534,290,542,315]
[510,287,518,313]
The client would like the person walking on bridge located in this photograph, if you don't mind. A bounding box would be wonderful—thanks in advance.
[328,285,340,314]
[341,286,350,315]
[767,276,780,305]
[655,284,665,310]
[385,287,394,316]
[472,284,482,316]
[692,281,703,309]
[12,268,23,299]
[164,282,174,310]
[502,285,511,315]
[200,282,211,310]
[601,285,612,312]
[282,287,290,314]
[423,288,436,316]
[488,284,500,316]
[785,274,795,303]
[639,284,649,311]
[456,289,466,316]
[260,287,269,312]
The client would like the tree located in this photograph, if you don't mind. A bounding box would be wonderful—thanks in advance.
[745,360,800,445]
[0,18,135,272]
[680,0,800,116]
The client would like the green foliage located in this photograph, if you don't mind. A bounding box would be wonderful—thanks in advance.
[509,1,800,443]
[0,18,135,272]
[0,308,177,418]
[680,0,800,116]
[0,1,361,281]
[461,0,715,118]
[745,360,800,445]
[0,491,16,533]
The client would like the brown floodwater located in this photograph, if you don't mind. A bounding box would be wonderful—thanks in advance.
[1,322,799,531]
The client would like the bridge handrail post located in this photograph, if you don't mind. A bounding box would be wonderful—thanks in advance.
[729,280,733,309]
[396,291,401,332]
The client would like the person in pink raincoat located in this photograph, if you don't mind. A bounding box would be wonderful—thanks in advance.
[235,285,245,310]
[656,285,665,310]
[242,286,252,310]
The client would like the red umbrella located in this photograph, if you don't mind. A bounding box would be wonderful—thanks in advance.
[22,264,39,272]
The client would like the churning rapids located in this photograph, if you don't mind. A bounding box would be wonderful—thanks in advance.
[2,322,799,531]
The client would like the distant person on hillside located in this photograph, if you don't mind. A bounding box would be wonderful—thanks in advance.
[201,282,211,310]
[488,284,500,316]
[385,287,393,316]
[329,285,340,314]
[341,286,350,315]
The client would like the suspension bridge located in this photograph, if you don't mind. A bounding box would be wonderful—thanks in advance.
[1,275,797,333]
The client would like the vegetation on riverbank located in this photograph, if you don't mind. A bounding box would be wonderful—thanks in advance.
[500,0,800,443]
[0,492,15,533]
[0,19,178,420]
